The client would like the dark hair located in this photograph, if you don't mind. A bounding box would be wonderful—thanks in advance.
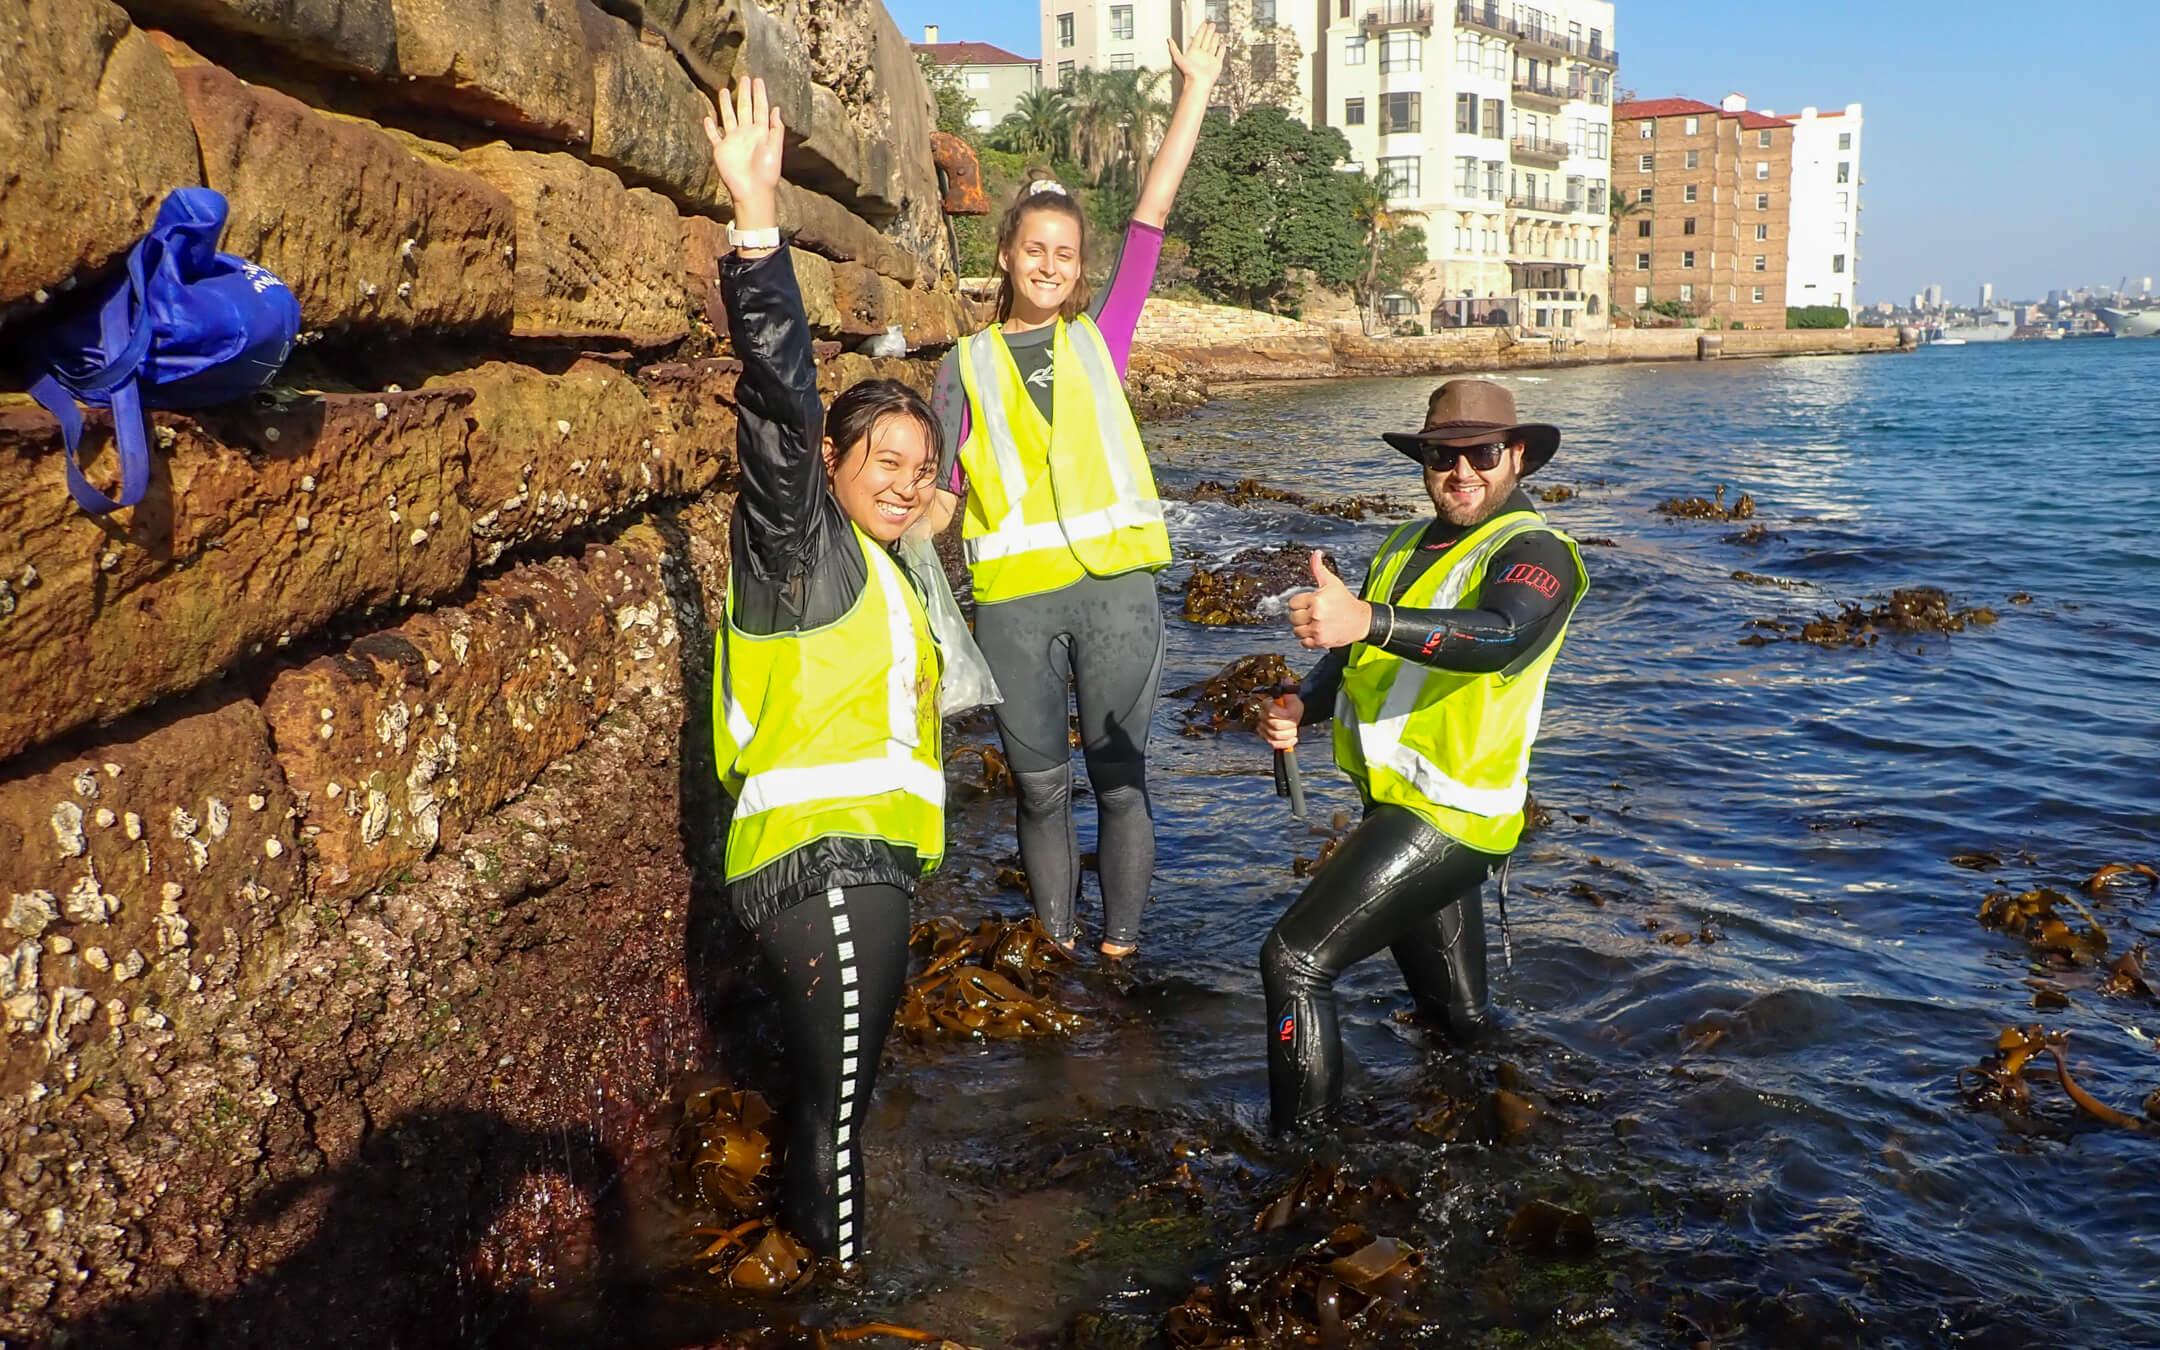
[826,377,940,475]
[991,170,1092,324]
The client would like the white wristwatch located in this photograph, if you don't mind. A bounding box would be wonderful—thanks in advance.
[726,224,782,249]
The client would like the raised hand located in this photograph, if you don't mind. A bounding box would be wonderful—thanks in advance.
[1286,550,1372,651]
[1168,21,1226,90]
[703,77,784,233]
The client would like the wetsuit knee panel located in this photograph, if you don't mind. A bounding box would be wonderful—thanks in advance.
[1260,927,1330,990]
[1012,764,1073,818]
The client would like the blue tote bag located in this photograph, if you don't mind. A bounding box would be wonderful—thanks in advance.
[26,187,301,515]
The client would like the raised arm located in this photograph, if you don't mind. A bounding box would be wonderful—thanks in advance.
[706,78,823,580]
[1131,23,1226,229]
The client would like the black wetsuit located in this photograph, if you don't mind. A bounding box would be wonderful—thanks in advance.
[1263,492,1581,1132]
[720,246,923,1263]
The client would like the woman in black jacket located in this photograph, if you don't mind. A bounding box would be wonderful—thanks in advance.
[703,77,944,1268]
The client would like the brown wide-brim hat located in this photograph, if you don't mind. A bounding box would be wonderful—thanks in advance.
[1382,378,1561,476]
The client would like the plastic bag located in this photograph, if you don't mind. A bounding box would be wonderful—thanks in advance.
[897,533,1002,718]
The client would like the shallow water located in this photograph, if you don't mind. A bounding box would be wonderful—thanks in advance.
[636,339,2160,1347]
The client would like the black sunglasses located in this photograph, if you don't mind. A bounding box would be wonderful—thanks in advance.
[1419,441,1511,472]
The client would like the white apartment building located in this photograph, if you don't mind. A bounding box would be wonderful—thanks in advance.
[1323,0,1617,331]
[1777,102,1863,319]
[1041,1,1175,90]
[1041,0,1618,334]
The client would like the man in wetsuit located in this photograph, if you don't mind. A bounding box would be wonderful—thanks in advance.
[1255,378,1588,1133]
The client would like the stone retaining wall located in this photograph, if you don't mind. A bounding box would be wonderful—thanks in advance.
[1129,297,1904,382]
[0,0,985,1337]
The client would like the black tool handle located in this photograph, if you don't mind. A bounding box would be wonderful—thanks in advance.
[1275,746,1307,819]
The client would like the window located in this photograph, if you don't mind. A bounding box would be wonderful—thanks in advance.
[965,70,990,89]
[1485,42,1507,78]
[1633,286,1648,305]
[1638,153,1654,171]
[1682,251,1696,269]
[1057,12,1074,47]
[1378,155,1421,198]
[1456,92,1477,133]
[1456,33,1481,73]
[1756,192,1770,210]
[1384,92,1421,134]
[1340,0,1351,14]
[1110,5,1133,40]
[1753,286,1765,303]
[1680,283,1695,302]
[1589,178,1607,213]
[1455,155,1479,195]
[1252,42,1277,82]
[1683,217,1697,235]
[1753,254,1766,272]
[1344,34,1365,65]
[1832,254,1847,274]
[1485,98,1505,137]
[1109,52,1134,70]
[1205,0,1228,23]
[1345,98,1367,126]
[1587,123,1608,158]
[1057,60,1074,87]
[1755,223,1768,241]
[1837,161,1851,183]
[1834,191,1849,210]
[1485,160,1504,198]
[1683,183,1698,203]
[1637,186,1653,204]
[1635,252,1650,270]
[1836,221,1848,242]
[1591,72,1609,105]
[1755,161,1770,180]
[1591,27,1606,56]
[1639,120,1654,139]
[1381,31,1421,72]
[1253,0,1276,23]
[1839,131,1852,150]
[1684,149,1700,170]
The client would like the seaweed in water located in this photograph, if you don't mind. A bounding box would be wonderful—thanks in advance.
[1183,545,1338,626]
[1959,1025,2159,1137]
[671,1086,815,1292]
[1174,476,1398,521]
[1172,652,1294,736]
[1163,1224,1425,1347]
[898,915,1083,1040]
[1740,586,2001,648]
[1976,886,2109,965]
[1656,484,1755,520]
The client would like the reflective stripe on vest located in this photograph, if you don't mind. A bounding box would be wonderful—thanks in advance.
[714,526,944,881]
[1334,510,1585,850]
[954,315,1170,601]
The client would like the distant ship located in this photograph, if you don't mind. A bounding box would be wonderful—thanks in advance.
[2098,307,2160,338]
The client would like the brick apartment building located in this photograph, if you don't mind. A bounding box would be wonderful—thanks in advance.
[1611,94,1792,329]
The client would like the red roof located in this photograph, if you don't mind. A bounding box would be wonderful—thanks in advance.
[1614,97,1718,120]
[1612,97,1791,130]
[914,40,1035,66]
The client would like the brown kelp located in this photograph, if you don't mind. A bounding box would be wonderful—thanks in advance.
[898,916,1082,1041]
[1172,652,1294,736]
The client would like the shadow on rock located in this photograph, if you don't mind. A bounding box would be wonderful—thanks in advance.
[59,1111,629,1350]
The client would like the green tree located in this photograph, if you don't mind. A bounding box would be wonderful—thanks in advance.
[1349,175,1427,334]
[991,88,1071,161]
[916,53,979,140]
[1168,107,1362,311]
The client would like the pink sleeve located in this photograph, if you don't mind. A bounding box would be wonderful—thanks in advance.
[1093,221,1164,379]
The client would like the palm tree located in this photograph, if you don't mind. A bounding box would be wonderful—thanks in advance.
[990,88,1072,161]
[1350,175,1425,335]
[1117,68,1172,184]
[1608,188,1646,318]
[1061,69,1126,184]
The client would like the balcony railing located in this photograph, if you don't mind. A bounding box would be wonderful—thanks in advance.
[1453,3,1619,66]
[1364,0,1434,34]
[1507,194,1572,214]
[1511,77,1565,104]
[1510,135,1571,162]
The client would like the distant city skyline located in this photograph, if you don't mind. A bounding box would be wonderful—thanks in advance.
[889,0,2160,306]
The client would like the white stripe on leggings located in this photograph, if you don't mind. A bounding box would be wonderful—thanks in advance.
[825,886,861,1263]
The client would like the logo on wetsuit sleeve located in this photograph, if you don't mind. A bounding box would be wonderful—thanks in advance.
[1276,1011,1296,1043]
[1496,562,1562,598]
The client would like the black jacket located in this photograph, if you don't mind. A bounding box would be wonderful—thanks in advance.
[719,246,924,928]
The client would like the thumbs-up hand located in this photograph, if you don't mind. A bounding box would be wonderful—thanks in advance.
[1286,550,1372,651]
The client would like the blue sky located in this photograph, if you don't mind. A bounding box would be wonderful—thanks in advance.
[892,1,2160,305]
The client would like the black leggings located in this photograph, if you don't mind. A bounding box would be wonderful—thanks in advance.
[750,883,909,1264]
[973,570,1166,948]
[1260,805,1498,1133]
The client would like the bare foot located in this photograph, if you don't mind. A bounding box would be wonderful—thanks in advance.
[1099,941,1136,959]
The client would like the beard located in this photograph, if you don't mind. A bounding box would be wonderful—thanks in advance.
[1427,464,1521,528]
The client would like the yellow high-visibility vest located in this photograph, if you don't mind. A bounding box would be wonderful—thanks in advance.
[953,315,1171,604]
[1332,510,1587,854]
[713,525,944,883]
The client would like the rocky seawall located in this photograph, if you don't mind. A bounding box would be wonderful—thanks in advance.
[0,0,986,1339]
